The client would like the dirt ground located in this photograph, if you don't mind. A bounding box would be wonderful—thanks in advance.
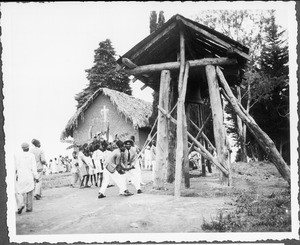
[15,163,289,235]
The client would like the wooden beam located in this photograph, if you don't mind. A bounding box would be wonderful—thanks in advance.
[158,106,229,176]
[154,70,171,189]
[126,58,237,75]
[138,131,157,159]
[122,58,137,68]
[188,113,212,153]
[139,117,158,156]
[216,66,291,185]
[130,22,177,61]
[140,84,147,91]
[115,65,123,72]
[174,29,187,197]
[131,77,138,83]
[206,65,230,185]
[133,76,149,86]
[188,117,216,153]
[236,85,247,162]
[182,64,190,189]
[176,16,251,61]
[201,132,216,153]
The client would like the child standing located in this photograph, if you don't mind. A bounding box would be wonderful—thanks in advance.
[92,144,104,187]
[70,151,81,187]
[85,149,96,187]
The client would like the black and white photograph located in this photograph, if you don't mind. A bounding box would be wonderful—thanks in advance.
[1,1,299,244]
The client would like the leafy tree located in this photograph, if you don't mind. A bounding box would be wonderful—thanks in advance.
[195,10,289,162]
[195,10,272,65]
[75,39,131,108]
[196,10,271,161]
[248,11,289,162]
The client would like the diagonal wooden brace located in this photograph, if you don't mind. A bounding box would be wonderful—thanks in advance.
[158,106,229,176]
[188,116,216,153]
[216,66,290,185]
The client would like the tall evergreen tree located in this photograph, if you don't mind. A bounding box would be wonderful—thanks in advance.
[149,11,158,34]
[75,39,131,108]
[195,10,289,162]
[249,11,289,162]
[148,11,165,126]
[196,10,272,161]
[157,11,165,29]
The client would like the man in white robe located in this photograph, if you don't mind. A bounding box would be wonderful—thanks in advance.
[30,139,46,200]
[15,142,38,213]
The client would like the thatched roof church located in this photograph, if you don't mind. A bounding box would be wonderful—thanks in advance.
[61,87,152,147]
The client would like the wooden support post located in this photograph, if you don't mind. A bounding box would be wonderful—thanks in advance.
[175,28,187,197]
[206,65,230,185]
[184,103,190,188]
[154,70,171,189]
[216,66,291,185]
[198,107,206,177]
[236,85,247,162]
[158,106,229,177]
[167,82,177,183]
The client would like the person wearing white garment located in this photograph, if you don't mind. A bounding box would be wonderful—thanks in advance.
[85,150,96,186]
[30,139,46,200]
[150,139,156,181]
[98,140,133,198]
[102,142,115,188]
[144,146,152,170]
[92,143,104,187]
[70,151,81,188]
[15,142,38,214]
[123,139,142,194]
[129,136,144,185]
[78,144,89,188]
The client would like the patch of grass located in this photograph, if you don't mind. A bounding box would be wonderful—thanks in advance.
[42,173,72,189]
[202,189,291,232]
[182,192,200,197]
[202,211,243,232]
[232,161,281,180]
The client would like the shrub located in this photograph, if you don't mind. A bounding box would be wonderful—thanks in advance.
[201,189,291,232]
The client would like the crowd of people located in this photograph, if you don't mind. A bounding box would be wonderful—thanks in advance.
[14,136,158,214]
[70,135,152,198]
[14,134,211,214]
[43,155,71,175]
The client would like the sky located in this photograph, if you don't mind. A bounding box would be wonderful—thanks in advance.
[1,1,296,161]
